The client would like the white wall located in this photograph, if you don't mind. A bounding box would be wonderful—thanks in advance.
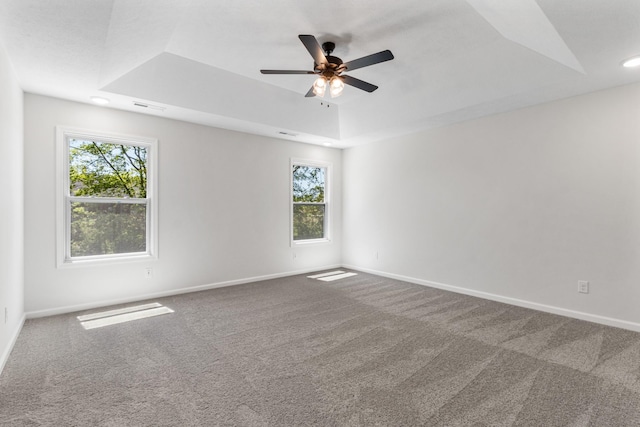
[24,94,342,315]
[343,82,640,329]
[19,79,640,330]
[0,39,24,370]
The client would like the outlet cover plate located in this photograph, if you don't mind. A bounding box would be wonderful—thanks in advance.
[578,280,589,294]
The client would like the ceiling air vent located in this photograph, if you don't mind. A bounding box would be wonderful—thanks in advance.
[133,101,166,111]
[278,131,298,137]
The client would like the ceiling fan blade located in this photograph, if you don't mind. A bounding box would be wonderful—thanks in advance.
[299,35,328,66]
[343,50,394,72]
[341,75,378,93]
[260,70,316,74]
[304,86,316,97]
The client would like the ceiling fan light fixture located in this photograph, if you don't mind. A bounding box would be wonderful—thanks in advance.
[313,77,327,96]
[329,77,344,98]
[260,35,394,97]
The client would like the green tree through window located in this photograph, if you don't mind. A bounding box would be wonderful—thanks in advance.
[292,164,327,241]
[70,140,147,198]
[68,139,149,257]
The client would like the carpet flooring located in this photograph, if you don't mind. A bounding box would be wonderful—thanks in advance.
[2,271,640,426]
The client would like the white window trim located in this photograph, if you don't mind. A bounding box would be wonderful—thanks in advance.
[290,158,331,246]
[55,126,159,267]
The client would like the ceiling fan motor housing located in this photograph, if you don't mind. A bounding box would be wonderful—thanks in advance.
[314,42,345,77]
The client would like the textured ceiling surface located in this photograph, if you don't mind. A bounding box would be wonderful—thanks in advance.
[1,0,639,147]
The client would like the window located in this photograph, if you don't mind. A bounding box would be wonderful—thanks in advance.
[291,160,330,243]
[56,127,158,265]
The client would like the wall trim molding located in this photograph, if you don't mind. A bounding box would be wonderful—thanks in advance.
[25,265,341,319]
[343,264,640,333]
[0,313,26,377]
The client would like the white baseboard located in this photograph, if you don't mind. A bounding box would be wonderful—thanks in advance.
[0,313,26,377]
[26,264,342,319]
[343,264,640,333]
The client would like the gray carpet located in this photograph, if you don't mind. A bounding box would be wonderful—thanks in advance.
[2,271,640,426]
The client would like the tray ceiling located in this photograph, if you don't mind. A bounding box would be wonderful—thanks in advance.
[1,0,639,147]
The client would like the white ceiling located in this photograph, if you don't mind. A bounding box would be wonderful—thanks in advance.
[1,0,639,147]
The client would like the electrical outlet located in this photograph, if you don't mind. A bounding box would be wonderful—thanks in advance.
[145,268,153,279]
[578,280,589,294]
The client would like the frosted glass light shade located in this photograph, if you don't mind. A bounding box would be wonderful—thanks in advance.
[313,77,327,96]
[329,77,344,98]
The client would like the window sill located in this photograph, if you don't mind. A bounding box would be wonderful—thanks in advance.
[292,238,331,247]
[57,253,157,269]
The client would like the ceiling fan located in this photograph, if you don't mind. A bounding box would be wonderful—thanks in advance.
[260,35,394,98]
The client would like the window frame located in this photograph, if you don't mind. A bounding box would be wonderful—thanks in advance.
[55,126,158,267]
[290,158,331,246]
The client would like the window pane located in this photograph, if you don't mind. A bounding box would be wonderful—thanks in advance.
[293,204,325,240]
[69,139,147,198]
[70,202,147,257]
[292,165,325,203]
